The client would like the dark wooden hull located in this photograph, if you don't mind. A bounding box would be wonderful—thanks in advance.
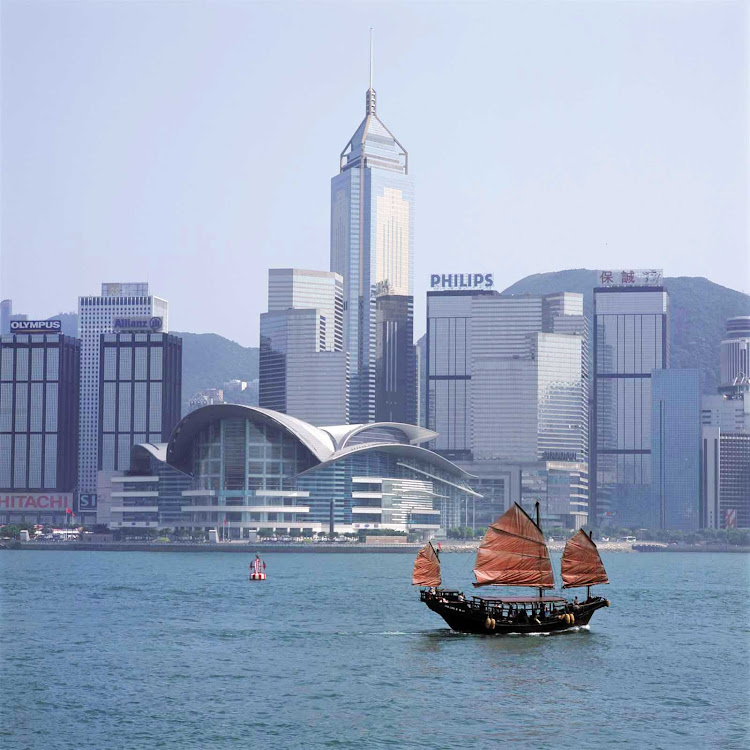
[421,591,609,635]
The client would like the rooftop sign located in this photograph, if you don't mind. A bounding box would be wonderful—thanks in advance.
[10,320,62,333]
[430,273,494,291]
[598,269,663,287]
[113,317,163,332]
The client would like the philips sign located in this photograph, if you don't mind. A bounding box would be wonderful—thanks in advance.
[113,317,163,332]
[430,273,494,291]
[10,320,62,333]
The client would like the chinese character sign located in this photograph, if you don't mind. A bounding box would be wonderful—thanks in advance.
[598,269,663,287]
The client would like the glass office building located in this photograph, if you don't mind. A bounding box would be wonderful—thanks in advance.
[0,330,80,525]
[375,294,416,424]
[98,332,182,472]
[592,282,669,526]
[331,85,414,423]
[427,289,589,527]
[651,369,700,531]
[259,269,348,425]
[719,316,750,392]
[78,283,169,494]
[142,404,480,537]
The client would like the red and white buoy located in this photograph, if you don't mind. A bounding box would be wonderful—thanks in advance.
[249,554,267,581]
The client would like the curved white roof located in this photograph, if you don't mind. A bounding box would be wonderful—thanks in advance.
[164,405,448,479]
[319,422,438,450]
[166,404,337,472]
[295,442,478,486]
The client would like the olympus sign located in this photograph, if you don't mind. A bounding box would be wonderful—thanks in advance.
[10,320,62,333]
[113,317,163,332]
[430,273,494,291]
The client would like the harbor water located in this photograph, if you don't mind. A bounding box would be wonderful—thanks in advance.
[1,550,748,749]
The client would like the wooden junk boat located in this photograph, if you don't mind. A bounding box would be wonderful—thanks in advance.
[414,502,610,635]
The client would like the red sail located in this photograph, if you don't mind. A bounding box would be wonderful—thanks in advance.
[561,530,609,589]
[412,543,441,587]
[473,504,555,588]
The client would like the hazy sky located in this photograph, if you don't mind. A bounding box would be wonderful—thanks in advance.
[2,0,747,346]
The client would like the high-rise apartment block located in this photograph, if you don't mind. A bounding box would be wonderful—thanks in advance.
[651,369,701,531]
[0,324,80,524]
[259,269,348,426]
[592,270,669,526]
[330,80,414,423]
[78,283,168,495]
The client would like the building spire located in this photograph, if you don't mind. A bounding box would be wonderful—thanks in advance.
[366,28,376,115]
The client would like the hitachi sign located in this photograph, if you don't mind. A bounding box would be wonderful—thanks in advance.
[0,493,73,509]
[430,273,494,291]
[10,320,62,333]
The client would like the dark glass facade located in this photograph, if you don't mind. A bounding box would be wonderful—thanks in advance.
[720,434,750,529]
[651,369,700,531]
[426,290,478,459]
[375,294,416,424]
[592,287,669,526]
[0,332,80,493]
[98,333,182,471]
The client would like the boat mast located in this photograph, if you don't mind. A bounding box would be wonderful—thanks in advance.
[587,530,593,600]
[536,501,543,600]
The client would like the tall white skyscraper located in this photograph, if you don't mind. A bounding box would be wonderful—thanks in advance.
[78,283,168,494]
[330,46,414,423]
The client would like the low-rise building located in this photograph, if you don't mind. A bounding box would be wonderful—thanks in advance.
[119,404,479,537]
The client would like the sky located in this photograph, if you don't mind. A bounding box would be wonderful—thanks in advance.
[1,0,748,347]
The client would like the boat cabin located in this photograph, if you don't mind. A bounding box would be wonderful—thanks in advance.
[471,595,569,618]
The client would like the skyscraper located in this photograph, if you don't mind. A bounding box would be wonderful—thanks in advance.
[719,316,750,392]
[0,324,80,525]
[78,283,168,495]
[0,300,12,335]
[98,331,182,472]
[425,284,590,528]
[651,369,701,531]
[375,294,416,424]
[330,47,414,423]
[592,270,669,527]
[259,269,348,425]
[701,315,749,530]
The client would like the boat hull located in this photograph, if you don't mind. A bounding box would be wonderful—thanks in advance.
[421,591,609,635]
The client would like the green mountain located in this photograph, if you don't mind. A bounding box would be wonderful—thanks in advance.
[173,271,748,415]
[172,332,259,412]
[503,270,750,393]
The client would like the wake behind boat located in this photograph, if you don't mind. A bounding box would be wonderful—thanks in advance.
[414,502,610,634]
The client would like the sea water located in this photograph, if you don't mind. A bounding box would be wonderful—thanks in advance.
[1,550,748,749]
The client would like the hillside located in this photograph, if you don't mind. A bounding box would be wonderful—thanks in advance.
[503,270,750,393]
[173,332,259,411]
[173,271,749,414]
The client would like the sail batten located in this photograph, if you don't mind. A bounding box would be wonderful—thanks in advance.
[561,530,609,589]
[473,503,555,589]
[412,543,441,587]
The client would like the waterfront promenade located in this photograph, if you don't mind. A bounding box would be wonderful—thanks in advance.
[6,539,747,553]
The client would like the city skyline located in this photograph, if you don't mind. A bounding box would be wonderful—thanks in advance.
[2,1,748,347]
